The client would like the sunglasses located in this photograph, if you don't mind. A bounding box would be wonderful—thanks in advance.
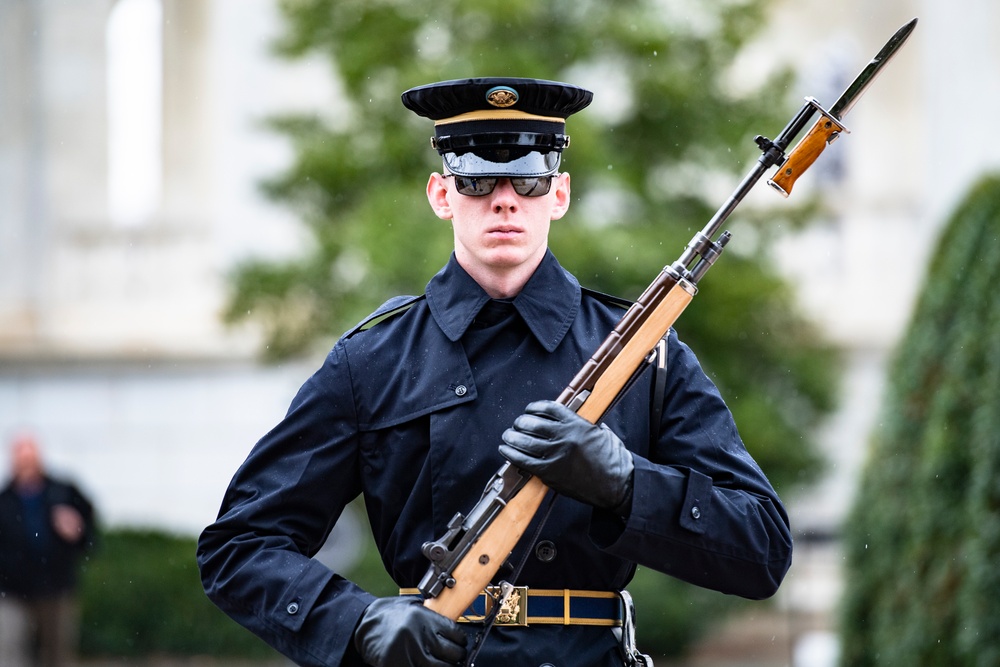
[444,174,554,197]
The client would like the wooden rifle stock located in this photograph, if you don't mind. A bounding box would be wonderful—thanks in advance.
[419,99,805,617]
[420,143,789,620]
[424,269,696,619]
[422,476,548,619]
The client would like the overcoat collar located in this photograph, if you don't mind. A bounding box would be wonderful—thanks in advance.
[425,249,581,353]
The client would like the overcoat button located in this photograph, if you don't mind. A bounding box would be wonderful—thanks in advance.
[535,540,557,562]
[286,602,299,615]
[454,384,468,396]
[691,506,701,520]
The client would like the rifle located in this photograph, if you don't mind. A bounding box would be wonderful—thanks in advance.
[419,18,918,623]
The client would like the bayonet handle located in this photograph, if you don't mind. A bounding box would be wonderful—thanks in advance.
[768,112,847,197]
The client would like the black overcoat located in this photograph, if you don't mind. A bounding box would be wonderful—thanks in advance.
[198,250,792,667]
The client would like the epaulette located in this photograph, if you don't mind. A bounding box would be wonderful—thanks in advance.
[580,286,634,311]
[344,294,426,338]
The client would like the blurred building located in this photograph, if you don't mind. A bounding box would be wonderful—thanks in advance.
[1,0,998,664]
[0,0,338,532]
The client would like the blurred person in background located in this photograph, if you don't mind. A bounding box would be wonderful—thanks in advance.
[0,432,96,667]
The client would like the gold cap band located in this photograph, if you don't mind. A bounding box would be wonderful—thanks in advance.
[434,109,567,126]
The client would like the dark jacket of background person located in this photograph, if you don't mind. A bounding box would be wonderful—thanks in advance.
[0,472,96,598]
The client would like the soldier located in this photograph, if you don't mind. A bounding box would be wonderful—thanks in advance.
[198,77,792,667]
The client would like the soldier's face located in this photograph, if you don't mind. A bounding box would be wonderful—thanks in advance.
[426,172,571,293]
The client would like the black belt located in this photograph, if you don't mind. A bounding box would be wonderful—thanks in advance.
[399,587,623,627]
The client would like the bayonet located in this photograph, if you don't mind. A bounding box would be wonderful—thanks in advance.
[769,18,918,196]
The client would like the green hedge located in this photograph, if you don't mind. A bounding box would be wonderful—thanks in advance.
[839,174,1000,665]
[79,527,278,659]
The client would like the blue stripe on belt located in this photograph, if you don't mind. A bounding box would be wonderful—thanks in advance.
[400,587,623,627]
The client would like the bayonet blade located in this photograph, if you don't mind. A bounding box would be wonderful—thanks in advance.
[831,18,918,119]
[768,18,918,197]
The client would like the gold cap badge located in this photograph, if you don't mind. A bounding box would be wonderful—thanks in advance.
[486,86,518,108]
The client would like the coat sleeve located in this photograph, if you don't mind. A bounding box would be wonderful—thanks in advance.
[197,342,374,667]
[590,329,793,600]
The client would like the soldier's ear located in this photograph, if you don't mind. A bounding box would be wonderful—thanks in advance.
[426,172,453,221]
[550,173,571,221]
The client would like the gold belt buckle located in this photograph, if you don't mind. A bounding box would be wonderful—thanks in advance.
[485,583,528,626]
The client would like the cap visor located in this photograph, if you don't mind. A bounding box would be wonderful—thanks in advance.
[443,150,561,178]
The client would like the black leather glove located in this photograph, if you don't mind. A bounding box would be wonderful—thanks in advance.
[353,597,468,667]
[500,400,634,513]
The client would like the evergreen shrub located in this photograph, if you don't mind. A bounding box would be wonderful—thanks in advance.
[839,174,1000,665]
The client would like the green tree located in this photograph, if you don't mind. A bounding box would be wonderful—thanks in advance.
[839,174,1000,666]
[228,0,839,657]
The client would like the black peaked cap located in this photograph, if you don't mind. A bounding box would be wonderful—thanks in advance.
[401,77,593,121]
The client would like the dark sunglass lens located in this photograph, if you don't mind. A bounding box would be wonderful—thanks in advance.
[510,177,552,197]
[450,175,552,197]
[455,176,497,196]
